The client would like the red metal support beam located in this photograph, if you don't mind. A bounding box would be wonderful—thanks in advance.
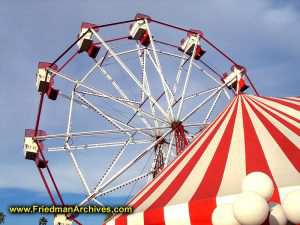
[39,148,65,206]
[92,19,142,29]
[153,39,180,49]
[58,51,79,73]
[71,218,82,225]
[152,140,165,179]
[174,124,188,155]
[94,36,129,45]
[36,155,56,206]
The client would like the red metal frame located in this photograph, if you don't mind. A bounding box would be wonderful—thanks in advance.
[58,51,79,73]
[92,19,142,30]
[153,39,180,49]
[94,36,129,45]
[152,139,165,179]
[174,124,188,155]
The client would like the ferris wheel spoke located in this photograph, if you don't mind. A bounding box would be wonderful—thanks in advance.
[182,122,210,128]
[95,172,151,198]
[164,134,174,167]
[58,92,90,109]
[46,140,153,152]
[79,129,172,206]
[136,46,160,129]
[65,90,75,141]
[144,70,160,128]
[137,45,146,103]
[176,35,200,121]
[183,87,220,101]
[76,87,168,125]
[146,49,230,102]
[93,61,155,134]
[77,90,141,104]
[48,68,138,105]
[37,126,171,140]
[148,48,188,60]
[75,91,169,135]
[181,83,227,124]
[92,47,145,68]
[203,89,223,123]
[172,54,186,99]
[193,62,230,100]
[75,93,133,137]
[106,47,146,59]
[91,29,170,120]
[59,90,158,139]
[92,137,132,194]
[64,91,104,206]
[59,91,145,138]
[145,49,175,120]
[72,97,157,139]
[145,19,175,121]
[65,143,104,206]
[75,51,109,91]
[92,63,130,101]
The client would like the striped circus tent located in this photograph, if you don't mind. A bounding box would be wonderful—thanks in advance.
[105,94,300,225]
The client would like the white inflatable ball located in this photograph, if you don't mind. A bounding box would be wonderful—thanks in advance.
[233,192,269,225]
[282,189,300,224]
[212,204,240,225]
[242,172,274,200]
[269,202,287,225]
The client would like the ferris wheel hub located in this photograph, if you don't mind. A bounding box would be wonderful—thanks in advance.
[171,121,182,130]
[155,135,165,145]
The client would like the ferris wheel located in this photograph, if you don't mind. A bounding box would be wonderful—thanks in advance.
[23,13,258,224]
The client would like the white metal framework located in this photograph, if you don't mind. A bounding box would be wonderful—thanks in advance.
[26,14,257,223]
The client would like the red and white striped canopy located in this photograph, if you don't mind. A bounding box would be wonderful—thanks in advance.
[105,94,300,225]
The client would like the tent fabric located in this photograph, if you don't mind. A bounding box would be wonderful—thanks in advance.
[104,94,300,225]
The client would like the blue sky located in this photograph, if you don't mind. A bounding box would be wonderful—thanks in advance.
[1,0,300,224]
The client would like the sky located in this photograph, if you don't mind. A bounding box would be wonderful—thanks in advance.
[0,0,300,224]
